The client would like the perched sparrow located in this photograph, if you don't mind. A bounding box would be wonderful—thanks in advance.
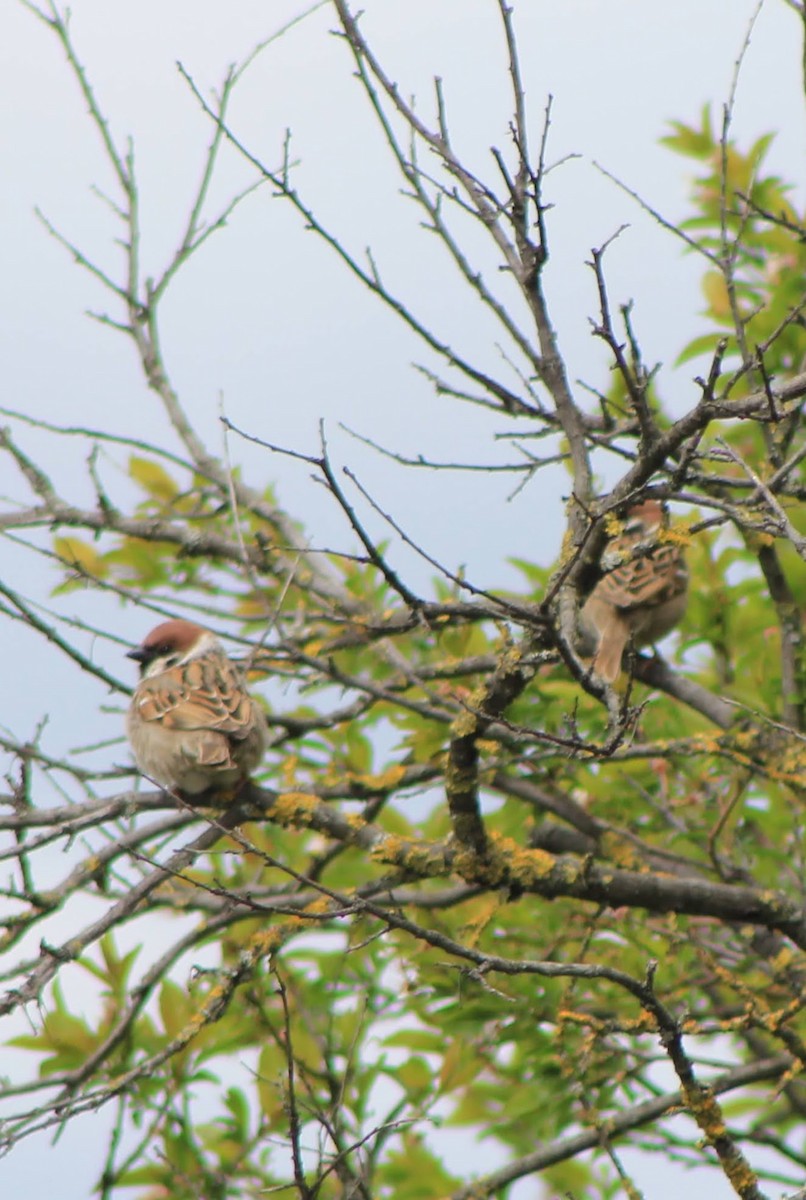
[126,619,267,796]
[579,499,688,684]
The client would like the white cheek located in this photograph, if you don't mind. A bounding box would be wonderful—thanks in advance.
[143,655,171,679]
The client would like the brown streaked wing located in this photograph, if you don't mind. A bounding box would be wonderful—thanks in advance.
[134,657,257,740]
[596,544,686,612]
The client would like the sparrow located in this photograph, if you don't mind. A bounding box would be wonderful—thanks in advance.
[579,499,688,684]
[126,619,268,795]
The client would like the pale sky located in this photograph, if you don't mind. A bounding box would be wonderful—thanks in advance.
[1,2,804,1197]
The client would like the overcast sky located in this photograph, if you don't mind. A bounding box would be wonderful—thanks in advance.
[1,2,804,1197]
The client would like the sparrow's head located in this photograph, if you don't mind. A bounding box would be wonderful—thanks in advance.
[127,620,221,678]
[622,498,666,538]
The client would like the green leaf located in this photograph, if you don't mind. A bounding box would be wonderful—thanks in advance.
[256,1042,286,1121]
[383,1029,445,1052]
[128,455,180,501]
[52,535,107,584]
[159,978,194,1039]
[224,1087,251,1141]
[389,1055,432,1098]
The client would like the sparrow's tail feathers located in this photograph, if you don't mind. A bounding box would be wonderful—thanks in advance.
[591,614,630,684]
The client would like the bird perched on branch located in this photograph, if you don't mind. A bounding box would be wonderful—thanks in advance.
[579,499,688,684]
[126,619,267,796]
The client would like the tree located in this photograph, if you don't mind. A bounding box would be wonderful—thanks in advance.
[3,1,806,1197]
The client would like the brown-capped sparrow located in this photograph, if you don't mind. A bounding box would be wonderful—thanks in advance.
[579,499,688,684]
[126,619,268,795]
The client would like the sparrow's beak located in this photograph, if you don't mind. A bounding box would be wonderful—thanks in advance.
[126,646,149,663]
